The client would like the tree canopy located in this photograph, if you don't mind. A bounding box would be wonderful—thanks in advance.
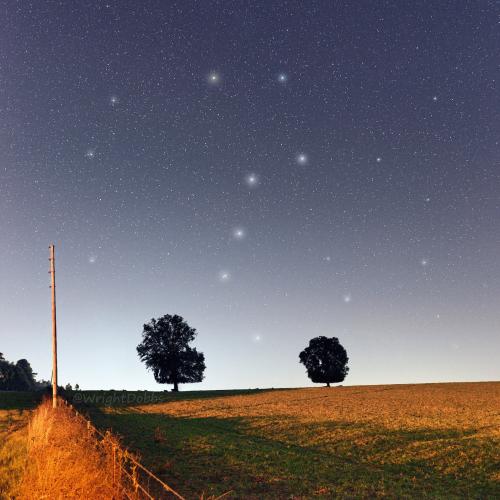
[136,314,206,391]
[0,354,38,390]
[299,336,349,387]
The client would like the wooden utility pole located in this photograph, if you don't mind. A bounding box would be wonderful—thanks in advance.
[49,244,58,408]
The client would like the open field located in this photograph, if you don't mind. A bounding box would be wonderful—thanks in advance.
[76,382,500,498]
[0,392,41,497]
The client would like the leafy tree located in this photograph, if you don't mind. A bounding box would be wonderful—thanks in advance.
[137,314,206,392]
[299,336,349,387]
[14,360,36,390]
[0,356,36,390]
[0,357,13,390]
[35,379,51,390]
[16,359,36,389]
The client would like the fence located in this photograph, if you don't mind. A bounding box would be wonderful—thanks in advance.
[59,397,185,500]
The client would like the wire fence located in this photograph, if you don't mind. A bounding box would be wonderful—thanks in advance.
[59,397,185,500]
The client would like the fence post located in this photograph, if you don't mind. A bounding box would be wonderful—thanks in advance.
[132,464,139,494]
[112,444,116,489]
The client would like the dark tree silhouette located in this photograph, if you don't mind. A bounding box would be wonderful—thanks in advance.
[299,336,349,387]
[0,355,37,390]
[136,314,206,392]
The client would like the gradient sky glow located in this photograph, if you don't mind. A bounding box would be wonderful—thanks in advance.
[1,1,499,390]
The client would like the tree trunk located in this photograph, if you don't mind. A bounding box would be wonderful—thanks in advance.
[326,382,331,387]
[173,381,179,392]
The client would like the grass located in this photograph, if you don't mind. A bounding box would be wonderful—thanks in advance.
[71,388,272,407]
[75,382,500,499]
[17,398,120,499]
[0,391,41,498]
[2,384,498,498]
[0,392,125,499]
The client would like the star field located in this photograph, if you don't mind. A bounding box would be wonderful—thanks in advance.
[0,1,499,389]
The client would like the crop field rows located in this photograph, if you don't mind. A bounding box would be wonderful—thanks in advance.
[76,382,500,498]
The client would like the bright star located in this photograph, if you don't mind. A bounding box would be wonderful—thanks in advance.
[219,270,231,282]
[245,173,259,187]
[233,227,246,240]
[208,72,220,85]
[433,96,438,101]
[421,259,428,266]
[85,149,95,159]
[253,334,262,342]
[88,255,97,264]
[110,95,119,105]
[296,153,308,165]
[376,157,382,163]
[278,73,287,83]
[343,294,351,303]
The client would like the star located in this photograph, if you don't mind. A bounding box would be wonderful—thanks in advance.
[343,294,352,303]
[278,73,287,83]
[245,173,259,187]
[376,157,382,163]
[88,255,97,264]
[432,96,438,101]
[219,270,231,282]
[207,72,220,85]
[233,227,246,240]
[324,256,331,262]
[85,149,95,159]
[110,95,119,105]
[296,153,308,165]
[253,334,262,342]
[421,259,428,266]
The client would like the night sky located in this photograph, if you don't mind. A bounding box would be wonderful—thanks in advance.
[1,1,499,390]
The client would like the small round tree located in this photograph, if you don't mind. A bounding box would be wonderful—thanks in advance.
[299,336,349,387]
[137,314,206,392]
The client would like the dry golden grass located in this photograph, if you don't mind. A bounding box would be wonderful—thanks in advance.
[0,409,30,498]
[0,392,40,498]
[137,382,500,427]
[90,382,500,498]
[18,399,119,499]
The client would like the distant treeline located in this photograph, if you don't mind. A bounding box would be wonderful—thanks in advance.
[0,353,49,391]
